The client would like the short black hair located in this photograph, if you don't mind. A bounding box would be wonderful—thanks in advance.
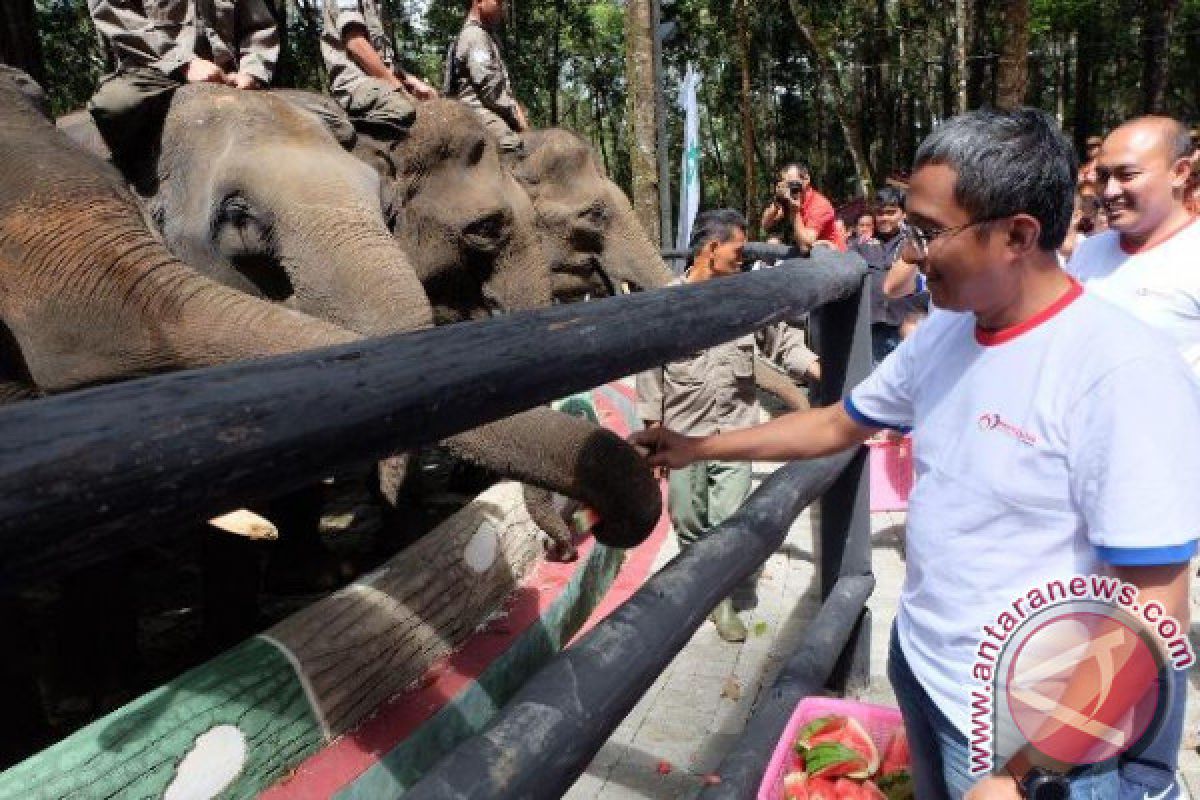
[914,107,1075,250]
[689,209,748,260]
[780,162,810,179]
[876,186,906,209]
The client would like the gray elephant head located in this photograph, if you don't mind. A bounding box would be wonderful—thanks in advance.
[358,100,550,323]
[512,129,675,301]
[144,84,432,338]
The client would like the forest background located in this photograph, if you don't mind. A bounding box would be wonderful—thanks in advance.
[2,0,1199,241]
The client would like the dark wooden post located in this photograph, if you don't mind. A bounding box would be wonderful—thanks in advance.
[811,267,873,692]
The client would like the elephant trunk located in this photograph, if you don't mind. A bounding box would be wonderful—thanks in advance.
[2,202,357,392]
[276,208,434,338]
[441,407,663,549]
[480,183,553,313]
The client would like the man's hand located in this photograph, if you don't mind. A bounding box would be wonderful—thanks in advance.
[964,775,1022,800]
[629,426,704,470]
[184,57,228,85]
[226,72,264,90]
[402,73,439,100]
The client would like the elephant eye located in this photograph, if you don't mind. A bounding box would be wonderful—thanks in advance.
[580,203,609,227]
[220,196,253,228]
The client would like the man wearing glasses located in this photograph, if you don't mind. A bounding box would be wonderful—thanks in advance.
[760,163,847,252]
[634,108,1200,799]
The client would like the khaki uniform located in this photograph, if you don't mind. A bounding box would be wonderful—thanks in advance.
[637,278,818,547]
[87,0,279,164]
[444,20,522,153]
[320,0,415,138]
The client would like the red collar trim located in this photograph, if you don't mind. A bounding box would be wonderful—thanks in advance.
[1119,216,1198,255]
[974,278,1084,346]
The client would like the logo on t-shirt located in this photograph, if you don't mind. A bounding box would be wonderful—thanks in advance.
[976,413,1038,446]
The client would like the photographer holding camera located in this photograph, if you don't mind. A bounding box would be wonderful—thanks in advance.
[760,163,847,252]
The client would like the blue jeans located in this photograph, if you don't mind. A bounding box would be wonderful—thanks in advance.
[887,627,1119,799]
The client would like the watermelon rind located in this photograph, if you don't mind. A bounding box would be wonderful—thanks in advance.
[804,742,870,780]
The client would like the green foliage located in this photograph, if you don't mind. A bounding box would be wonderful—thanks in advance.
[34,0,104,115]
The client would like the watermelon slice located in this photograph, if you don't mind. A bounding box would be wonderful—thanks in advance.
[833,777,866,799]
[794,716,844,753]
[783,770,809,800]
[794,715,880,777]
[877,728,909,777]
[805,777,840,800]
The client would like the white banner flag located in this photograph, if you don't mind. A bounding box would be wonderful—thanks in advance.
[675,65,702,258]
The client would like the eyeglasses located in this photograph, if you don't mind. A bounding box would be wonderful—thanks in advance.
[902,217,1005,258]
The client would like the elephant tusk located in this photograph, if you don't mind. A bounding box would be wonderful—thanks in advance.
[208,509,279,540]
[620,281,632,295]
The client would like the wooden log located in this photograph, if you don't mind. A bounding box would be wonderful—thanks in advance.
[0,254,865,584]
[267,482,544,737]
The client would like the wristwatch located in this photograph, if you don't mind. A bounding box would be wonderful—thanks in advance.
[1022,767,1070,799]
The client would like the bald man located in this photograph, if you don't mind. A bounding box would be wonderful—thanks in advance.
[1069,116,1200,377]
[1068,116,1197,800]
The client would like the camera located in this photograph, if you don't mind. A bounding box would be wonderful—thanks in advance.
[787,180,806,195]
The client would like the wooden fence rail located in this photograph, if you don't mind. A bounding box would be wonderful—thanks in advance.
[0,252,865,584]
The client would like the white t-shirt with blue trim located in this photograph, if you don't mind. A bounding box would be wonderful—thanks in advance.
[846,281,1200,736]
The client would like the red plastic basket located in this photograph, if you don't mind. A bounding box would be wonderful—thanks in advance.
[867,435,914,512]
[757,697,905,800]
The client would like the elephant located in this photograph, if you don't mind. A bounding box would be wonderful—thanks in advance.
[0,64,368,765]
[58,83,661,561]
[511,128,677,300]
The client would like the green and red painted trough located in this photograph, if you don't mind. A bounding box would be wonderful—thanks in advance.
[0,380,668,800]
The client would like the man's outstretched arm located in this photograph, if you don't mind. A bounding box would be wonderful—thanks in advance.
[630,402,876,469]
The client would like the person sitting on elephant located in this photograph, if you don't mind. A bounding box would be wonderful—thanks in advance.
[444,0,527,154]
[86,0,278,172]
[320,0,439,140]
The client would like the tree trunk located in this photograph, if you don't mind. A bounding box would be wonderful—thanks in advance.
[1071,18,1097,154]
[1139,0,1181,113]
[549,0,565,125]
[624,0,660,243]
[736,0,756,226]
[995,0,1030,108]
[955,0,969,112]
[0,0,43,85]
[786,0,874,196]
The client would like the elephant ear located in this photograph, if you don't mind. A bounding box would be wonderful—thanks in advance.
[0,65,51,119]
[270,89,358,151]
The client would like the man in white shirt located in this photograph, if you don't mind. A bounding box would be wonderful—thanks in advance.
[1067,116,1198,800]
[633,108,1200,800]
[1069,117,1199,375]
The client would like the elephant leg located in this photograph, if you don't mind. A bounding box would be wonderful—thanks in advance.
[522,485,578,563]
[441,407,662,550]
